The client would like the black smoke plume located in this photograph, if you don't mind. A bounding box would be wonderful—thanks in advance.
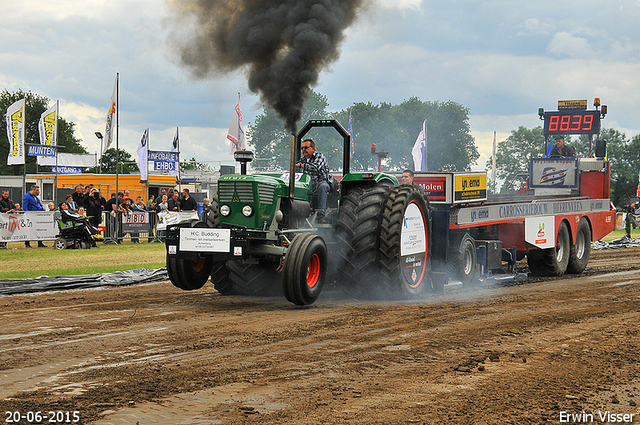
[169,0,364,133]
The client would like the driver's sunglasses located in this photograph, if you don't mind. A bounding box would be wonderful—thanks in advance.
[301,146,311,150]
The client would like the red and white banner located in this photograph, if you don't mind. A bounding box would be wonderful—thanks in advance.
[0,211,58,242]
[227,93,246,154]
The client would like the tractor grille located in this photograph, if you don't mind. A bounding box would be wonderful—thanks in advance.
[219,181,254,202]
[257,183,275,204]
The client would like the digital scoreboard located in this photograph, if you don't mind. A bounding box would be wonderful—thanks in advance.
[543,110,601,136]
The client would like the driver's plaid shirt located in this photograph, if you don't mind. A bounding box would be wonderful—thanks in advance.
[300,151,330,184]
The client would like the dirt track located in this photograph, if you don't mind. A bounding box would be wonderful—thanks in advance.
[1,248,640,424]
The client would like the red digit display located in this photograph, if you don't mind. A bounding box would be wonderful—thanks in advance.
[569,115,581,131]
[544,111,600,135]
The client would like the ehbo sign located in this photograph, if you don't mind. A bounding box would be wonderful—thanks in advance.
[148,151,179,172]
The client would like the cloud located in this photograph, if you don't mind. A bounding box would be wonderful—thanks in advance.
[518,18,555,36]
[4,0,640,170]
[374,0,423,10]
[547,32,594,58]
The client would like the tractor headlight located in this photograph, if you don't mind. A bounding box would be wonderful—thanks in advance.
[220,204,231,216]
[242,205,254,217]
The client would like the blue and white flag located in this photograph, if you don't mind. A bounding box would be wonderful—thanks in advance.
[137,127,149,182]
[411,120,427,171]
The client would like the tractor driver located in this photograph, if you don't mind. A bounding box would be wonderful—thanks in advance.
[550,136,576,158]
[297,138,330,220]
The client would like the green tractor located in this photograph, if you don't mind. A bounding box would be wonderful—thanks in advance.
[165,120,433,305]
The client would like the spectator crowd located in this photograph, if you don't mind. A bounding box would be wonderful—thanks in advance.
[1,185,204,248]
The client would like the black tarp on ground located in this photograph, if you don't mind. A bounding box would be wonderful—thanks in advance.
[0,268,168,295]
[592,236,640,250]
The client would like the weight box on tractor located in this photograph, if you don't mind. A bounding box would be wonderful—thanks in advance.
[165,119,434,305]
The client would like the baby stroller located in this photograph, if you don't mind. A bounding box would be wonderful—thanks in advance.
[54,210,100,250]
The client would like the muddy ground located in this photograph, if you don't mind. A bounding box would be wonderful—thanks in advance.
[1,248,640,424]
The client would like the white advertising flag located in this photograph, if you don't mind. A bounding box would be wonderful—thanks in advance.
[103,75,118,154]
[227,93,246,154]
[6,98,26,166]
[411,120,427,172]
[137,127,149,182]
[38,102,58,146]
[169,127,179,177]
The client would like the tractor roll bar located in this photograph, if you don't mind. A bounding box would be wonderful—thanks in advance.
[289,120,351,199]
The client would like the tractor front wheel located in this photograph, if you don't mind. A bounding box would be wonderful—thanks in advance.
[167,255,213,290]
[282,233,328,306]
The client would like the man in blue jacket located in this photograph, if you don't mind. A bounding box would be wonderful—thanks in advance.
[22,185,46,248]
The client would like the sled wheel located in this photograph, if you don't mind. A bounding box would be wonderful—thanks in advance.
[449,233,478,286]
[567,218,591,274]
[282,233,327,306]
[527,221,570,277]
[54,238,67,250]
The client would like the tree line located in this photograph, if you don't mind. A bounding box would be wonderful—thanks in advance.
[248,91,479,173]
[3,88,638,207]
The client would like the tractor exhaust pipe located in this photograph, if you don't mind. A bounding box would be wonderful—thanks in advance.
[289,133,296,199]
[234,150,254,175]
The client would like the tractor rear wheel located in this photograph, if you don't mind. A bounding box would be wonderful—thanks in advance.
[567,218,591,274]
[210,261,235,295]
[225,260,282,296]
[203,200,220,228]
[282,233,327,306]
[333,184,393,298]
[527,221,570,277]
[379,185,432,299]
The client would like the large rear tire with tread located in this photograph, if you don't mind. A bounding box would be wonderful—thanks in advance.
[203,200,220,228]
[333,184,393,298]
[567,218,591,274]
[210,261,235,295]
[527,221,570,277]
[379,185,432,299]
[282,233,328,306]
[220,260,282,296]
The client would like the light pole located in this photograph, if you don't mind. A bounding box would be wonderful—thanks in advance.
[95,132,103,174]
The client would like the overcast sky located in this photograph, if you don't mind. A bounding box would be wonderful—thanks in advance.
[3,0,640,171]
